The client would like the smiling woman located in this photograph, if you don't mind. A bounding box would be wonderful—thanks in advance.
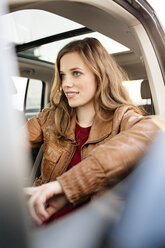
[60,52,97,113]
[24,37,163,226]
[1,0,165,246]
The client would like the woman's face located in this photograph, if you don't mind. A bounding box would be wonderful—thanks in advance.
[60,52,97,109]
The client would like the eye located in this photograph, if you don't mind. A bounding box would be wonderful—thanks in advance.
[73,71,81,77]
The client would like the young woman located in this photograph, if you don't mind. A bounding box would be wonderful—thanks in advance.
[25,38,163,225]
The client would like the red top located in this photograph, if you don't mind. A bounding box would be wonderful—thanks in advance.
[45,123,91,224]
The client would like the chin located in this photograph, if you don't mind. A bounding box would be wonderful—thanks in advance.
[69,104,79,108]
[68,100,81,108]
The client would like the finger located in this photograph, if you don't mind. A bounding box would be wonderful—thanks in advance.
[36,198,49,219]
[28,193,49,224]
[24,187,36,196]
[48,195,68,209]
[45,205,57,218]
[29,204,43,225]
[28,200,43,224]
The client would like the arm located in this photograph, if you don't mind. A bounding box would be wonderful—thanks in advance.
[57,109,164,205]
[25,109,49,148]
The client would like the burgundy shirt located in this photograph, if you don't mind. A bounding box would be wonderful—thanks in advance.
[45,123,91,224]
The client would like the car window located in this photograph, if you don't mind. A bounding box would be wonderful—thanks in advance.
[4,10,129,63]
[12,76,44,120]
[25,79,44,120]
[12,76,27,112]
[4,9,83,44]
[147,0,165,30]
[21,31,129,64]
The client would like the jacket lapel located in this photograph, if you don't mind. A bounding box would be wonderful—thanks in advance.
[66,110,115,143]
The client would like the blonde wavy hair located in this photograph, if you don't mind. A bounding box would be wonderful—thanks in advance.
[50,37,134,140]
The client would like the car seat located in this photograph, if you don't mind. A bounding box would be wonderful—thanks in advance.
[140,79,155,115]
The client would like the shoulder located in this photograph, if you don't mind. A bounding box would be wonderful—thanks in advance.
[113,104,141,125]
[114,104,141,117]
[113,104,165,132]
[37,106,55,126]
[27,106,55,128]
[112,104,143,132]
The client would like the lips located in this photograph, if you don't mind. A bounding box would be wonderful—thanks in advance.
[65,91,79,98]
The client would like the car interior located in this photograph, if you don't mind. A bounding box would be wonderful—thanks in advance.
[1,1,165,247]
[7,0,165,118]
[5,0,164,181]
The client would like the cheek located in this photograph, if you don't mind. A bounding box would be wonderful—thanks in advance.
[83,84,97,101]
[90,80,97,95]
[80,74,97,95]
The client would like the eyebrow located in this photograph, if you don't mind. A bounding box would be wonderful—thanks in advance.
[60,67,82,73]
[70,67,81,71]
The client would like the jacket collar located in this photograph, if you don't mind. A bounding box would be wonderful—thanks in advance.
[66,110,114,143]
[66,105,137,143]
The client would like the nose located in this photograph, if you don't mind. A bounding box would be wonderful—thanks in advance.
[62,75,73,88]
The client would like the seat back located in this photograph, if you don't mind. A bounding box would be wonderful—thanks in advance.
[30,144,43,185]
[140,80,155,115]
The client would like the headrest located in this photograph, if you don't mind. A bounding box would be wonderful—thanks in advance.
[141,80,151,99]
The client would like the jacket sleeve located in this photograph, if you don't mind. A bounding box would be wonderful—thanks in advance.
[57,108,165,205]
[25,110,49,148]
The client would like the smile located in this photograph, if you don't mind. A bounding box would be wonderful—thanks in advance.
[65,91,79,98]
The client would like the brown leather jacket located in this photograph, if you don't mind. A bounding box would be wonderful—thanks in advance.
[26,105,163,205]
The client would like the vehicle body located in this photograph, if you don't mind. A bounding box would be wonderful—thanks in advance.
[0,0,165,247]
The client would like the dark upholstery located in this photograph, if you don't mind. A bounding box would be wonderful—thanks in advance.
[140,80,155,115]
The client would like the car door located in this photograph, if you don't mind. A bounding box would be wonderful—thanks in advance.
[0,1,30,248]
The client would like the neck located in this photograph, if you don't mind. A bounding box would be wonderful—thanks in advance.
[76,103,95,128]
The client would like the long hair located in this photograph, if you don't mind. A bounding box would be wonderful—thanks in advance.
[50,37,134,140]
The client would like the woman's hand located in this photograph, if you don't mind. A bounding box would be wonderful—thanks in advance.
[45,194,68,220]
[24,181,68,224]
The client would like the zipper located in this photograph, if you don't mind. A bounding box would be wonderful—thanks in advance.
[80,132,112,160]
[63,131,112,171]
